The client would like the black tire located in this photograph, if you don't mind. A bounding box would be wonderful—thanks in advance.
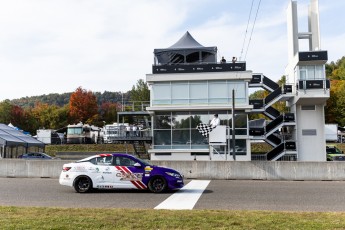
[74,176,93,193]
[148,177,167,193]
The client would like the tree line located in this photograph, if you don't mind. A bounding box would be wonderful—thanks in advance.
[0,79,149,134]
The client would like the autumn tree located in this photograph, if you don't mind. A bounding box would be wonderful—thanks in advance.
[31,102,69,130]
[325,57,345,126]
[69,87,98,124]
[326,56,345,80]
[99,102,121,124]
[0,101,37,134]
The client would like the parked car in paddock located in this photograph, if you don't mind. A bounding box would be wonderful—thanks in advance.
[18,152,59,160]
[326,145,345,161]
[59,153,184,193]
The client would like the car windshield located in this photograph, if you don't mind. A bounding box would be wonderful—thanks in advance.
[136,158,152,167]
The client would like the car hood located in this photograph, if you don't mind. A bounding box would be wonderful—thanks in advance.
[151,165,182,175]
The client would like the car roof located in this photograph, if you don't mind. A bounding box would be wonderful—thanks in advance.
[98,153,132,157]
[77,153,135,162]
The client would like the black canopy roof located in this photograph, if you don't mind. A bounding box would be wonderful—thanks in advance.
[153,31,217,65]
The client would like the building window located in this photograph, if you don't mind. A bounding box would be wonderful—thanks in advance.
[172,83,188,105]
[152,111,248,151]
[298,65,325,80]
[152,80,247,106]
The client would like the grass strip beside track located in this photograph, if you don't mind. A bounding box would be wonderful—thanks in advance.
[1,206,345,229]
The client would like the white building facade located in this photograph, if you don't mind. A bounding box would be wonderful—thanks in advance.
[146,32,253,161]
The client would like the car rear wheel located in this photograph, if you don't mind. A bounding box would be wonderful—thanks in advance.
[148,177,167,193]
[74,176,92,193]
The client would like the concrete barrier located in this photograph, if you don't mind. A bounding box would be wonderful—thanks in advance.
[1,159,345,180]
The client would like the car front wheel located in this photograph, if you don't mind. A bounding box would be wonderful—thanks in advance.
[148,177,167,193]
[74,176,92,193]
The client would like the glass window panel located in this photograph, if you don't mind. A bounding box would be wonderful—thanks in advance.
[315,65,324,79]
[153,145,172,149]
[172,112,190,129]
[229,82,246,99]
[235,114,248,128]
[190,112,209,126]
[209,82,227,99]
[191,129,208,148]
[190,83,207,99]
[172,99,189,105]
[229,139,247,155]
[208,98,228,104]
[191,145,209,149]
[172,130,190,148]
[154,130,171,146]
[190,99,208,104]
[153,84,170,99]
[299,66,307,80]
[154,114,172,129]
[152,99,171,105]
[307,66,315,80]
[172,84,188,99]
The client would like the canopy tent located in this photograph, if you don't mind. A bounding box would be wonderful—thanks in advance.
[153,31,217,65]
[0,129,26,147]
[0,124,45,148]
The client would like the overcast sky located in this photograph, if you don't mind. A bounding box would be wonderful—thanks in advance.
[0,0,344,101]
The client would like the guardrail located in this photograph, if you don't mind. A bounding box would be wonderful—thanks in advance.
[2,159,345,181]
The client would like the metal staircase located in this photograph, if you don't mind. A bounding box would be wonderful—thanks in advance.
[249,74,297,161]
[132,141,150,160]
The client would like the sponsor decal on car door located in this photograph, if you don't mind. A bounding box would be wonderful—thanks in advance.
[113,156,146,189]
[114,166,146,189]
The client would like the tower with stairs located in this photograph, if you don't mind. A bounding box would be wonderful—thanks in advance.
[285,0,329,161]
[249,0,329,161]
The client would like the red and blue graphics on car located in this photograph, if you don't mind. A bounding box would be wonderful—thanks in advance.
[59,153,184,193]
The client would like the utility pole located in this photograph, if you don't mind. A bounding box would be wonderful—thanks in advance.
[232,89,236,160]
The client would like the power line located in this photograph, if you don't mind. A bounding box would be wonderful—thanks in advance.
[239,0,255,61]
[244,0,262,61]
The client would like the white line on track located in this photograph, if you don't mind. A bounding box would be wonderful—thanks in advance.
[154,180,210,210]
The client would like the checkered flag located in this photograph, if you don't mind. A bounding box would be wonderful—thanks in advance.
[196,123,213,137]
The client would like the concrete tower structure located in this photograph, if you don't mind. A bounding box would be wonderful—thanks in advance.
[285,0,330,161]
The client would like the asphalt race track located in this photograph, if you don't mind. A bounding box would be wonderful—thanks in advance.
[1,178,345,212]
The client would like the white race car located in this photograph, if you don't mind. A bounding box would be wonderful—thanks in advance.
[59,153,184,193]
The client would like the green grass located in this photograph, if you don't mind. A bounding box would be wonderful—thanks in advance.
[1,206,345,230]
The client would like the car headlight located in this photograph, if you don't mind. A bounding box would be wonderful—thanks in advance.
[165,172,181,178]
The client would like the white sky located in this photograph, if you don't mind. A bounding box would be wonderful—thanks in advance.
[0,0,344,101]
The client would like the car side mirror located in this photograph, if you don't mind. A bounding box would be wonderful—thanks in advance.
[134,162,141,167]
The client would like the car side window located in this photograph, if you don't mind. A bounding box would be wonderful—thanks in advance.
[92,156,113,165]
[114,156,136,166]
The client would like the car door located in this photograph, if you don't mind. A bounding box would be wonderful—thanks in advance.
[113,156,146,190]
[92,155,117,189]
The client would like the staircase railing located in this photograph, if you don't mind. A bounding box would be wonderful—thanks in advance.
[263,76,279,91]
[266,113,295,134]
[266,141,296,161]
[265,87,282,105]
[264,106,280,119]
